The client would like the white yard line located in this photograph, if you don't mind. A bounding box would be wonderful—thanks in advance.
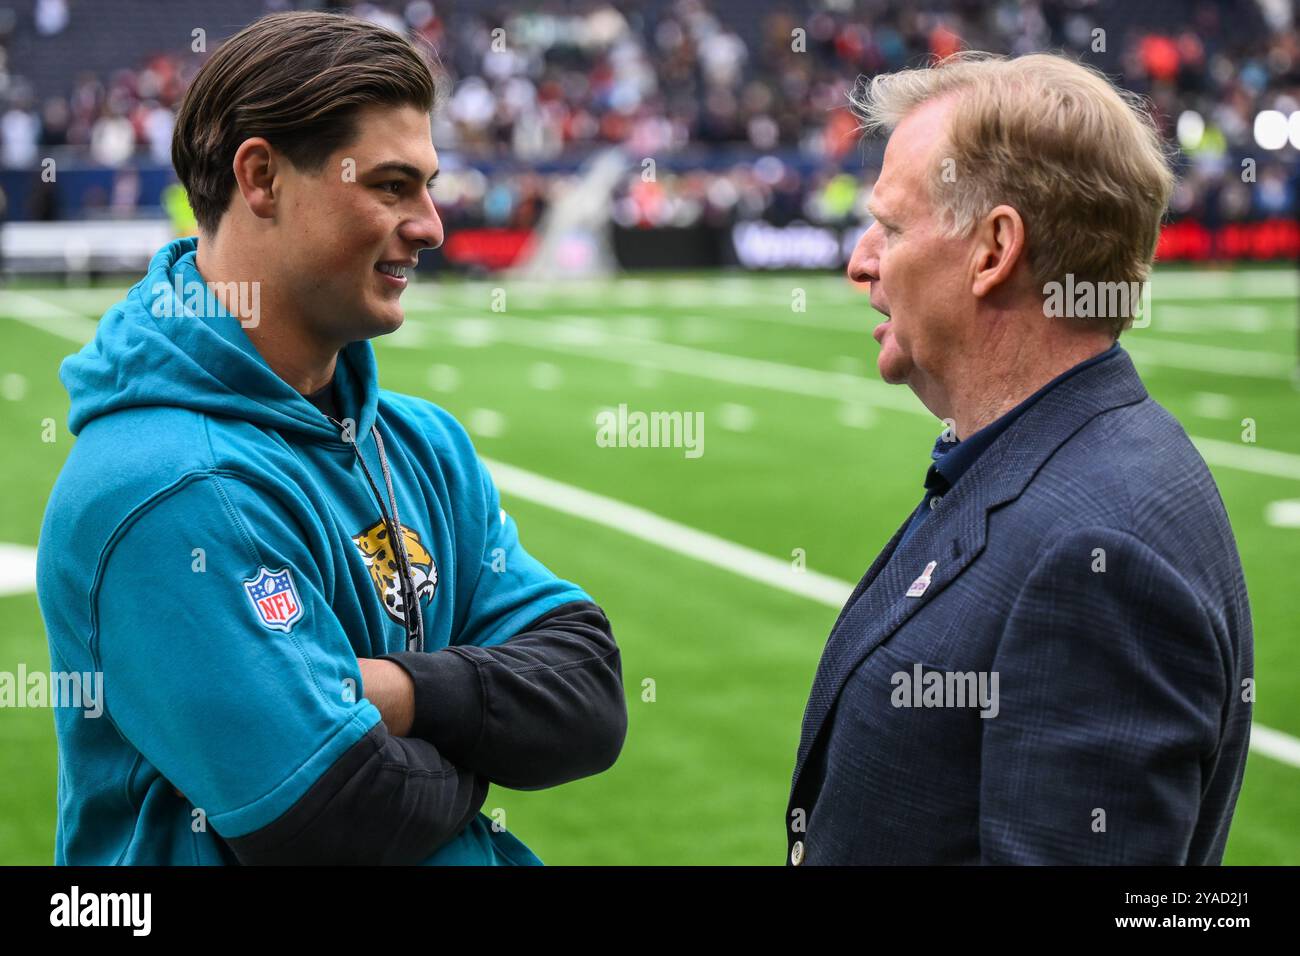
[645,310,1297,379]
[1149,269,1299,301]
[1123,340,1295,379]
[3,289,1294,769]
[398,267,1299,309]
[1149,305,1282,333]
[431,313,936,413]
[12,284,1295,379]
[422,313,1300,483]
[10,290,1300,482]
[1264,500,1300,528]
[0,543,37,597]
[14,267,1298,316]
[0,291,100,343]
[486,456,853,607]
[486,456,1300,769]
[1193,439,1300,481]
[410,301,1296,385]
[1251,725,1300,767]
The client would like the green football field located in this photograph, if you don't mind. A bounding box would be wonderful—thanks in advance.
[1,266,1297,865]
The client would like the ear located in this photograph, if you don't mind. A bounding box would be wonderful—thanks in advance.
[970,204,1026,299]
[230,137,279,221]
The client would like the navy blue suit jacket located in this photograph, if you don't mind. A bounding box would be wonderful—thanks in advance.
[787,348,1253,864]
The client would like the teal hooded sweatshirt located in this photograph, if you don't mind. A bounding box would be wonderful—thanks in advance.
[36,237,595,865]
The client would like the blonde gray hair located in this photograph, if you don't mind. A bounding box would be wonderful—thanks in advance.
[850,51,1175,335]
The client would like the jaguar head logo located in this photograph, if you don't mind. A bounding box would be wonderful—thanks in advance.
[352,520,437,626]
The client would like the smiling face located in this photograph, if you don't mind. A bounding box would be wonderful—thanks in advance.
[269,103,443,348]
[847,97,974,390]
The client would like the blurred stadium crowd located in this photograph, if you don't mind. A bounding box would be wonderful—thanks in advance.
[0,0,1294,245]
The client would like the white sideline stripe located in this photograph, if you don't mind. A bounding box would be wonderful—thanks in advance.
[1193,439,1300,481]
[1152,305,1281,333]
[0,291,99,342]
[1150,269,1299,300]
[644,307,1295,360]
[2,292,1294,765]
[8,267,1298,320]
[420,314,1300,483]
[1264,500,1300,528]
[1124,340,1294,379]
[431,313,928,413]
[0,543,37,597]
[9,293,1300,484]
[398,268,1300,307]
[1251,725,1300,767]
[4,283,1297,769]
[485,457,852,608]
[8,285,1294,378]
[403,290,1294,340]
[487,456,1300,769]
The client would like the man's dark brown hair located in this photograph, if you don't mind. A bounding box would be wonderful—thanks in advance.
[172,11,438,235]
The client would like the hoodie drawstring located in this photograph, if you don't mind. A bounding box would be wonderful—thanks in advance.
[337,419,426,652]
[371,427,426,651]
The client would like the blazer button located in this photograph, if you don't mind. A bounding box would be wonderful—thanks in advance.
[791,840,805,866]
[929,496,942,510]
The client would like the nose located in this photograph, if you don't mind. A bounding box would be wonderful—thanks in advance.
[847,222,880,285]
[400,188,444,252]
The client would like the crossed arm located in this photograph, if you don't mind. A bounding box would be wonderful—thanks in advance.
[172,600,626,863]
[102,473,625,865]
[359,601,627,790]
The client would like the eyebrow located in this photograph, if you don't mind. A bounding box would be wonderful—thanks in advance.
[368,161,440,184]
[865,198,891,224]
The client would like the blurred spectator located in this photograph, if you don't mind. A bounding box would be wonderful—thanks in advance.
[0,0,1290,231]
[89,97,133,167]
[1,91,37,168]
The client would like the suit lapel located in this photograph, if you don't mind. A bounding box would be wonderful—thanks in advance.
[792,491,988,784]
[790,349,1149,796]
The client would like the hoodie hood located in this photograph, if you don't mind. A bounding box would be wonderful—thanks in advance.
[62,237,380,440]
[62,237,422,650]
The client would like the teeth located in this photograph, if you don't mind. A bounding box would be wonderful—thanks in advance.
[377,263,407,278]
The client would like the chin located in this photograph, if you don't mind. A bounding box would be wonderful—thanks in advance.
[363,304,406,338]
[877,348,911,385]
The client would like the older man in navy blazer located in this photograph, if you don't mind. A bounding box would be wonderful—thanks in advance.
[787,52,1253,865]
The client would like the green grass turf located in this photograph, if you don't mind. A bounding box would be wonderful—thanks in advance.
[0,267,1296,864]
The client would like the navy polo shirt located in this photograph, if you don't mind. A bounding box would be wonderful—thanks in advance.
[896,342,1121,548]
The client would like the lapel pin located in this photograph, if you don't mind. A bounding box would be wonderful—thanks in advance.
[906,560,937,598]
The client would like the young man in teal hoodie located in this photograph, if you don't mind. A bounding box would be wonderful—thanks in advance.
[36,11,627,865]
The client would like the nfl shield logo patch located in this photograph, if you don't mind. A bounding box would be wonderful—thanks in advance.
[243,567,304,632]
